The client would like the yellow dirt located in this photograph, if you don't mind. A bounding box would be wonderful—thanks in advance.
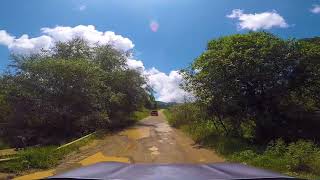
[13,169,55,180]
[13,152,130,179]
[120,127,150,140]
[11,111,224,179]
[79,152,130,166]
[0,148,17,156]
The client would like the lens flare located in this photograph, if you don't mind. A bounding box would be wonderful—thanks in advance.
[150,21,159,32]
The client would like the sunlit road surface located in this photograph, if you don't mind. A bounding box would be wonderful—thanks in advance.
[13,110,224,179]
[0,149,17,157]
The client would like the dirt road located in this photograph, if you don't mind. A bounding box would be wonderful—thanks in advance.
[14,110,224,179]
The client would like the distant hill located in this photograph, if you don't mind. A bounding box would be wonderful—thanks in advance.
[300,37,320,44]
[156,101,178,109]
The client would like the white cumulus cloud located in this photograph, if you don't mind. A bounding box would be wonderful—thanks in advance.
[0,25,191,102]
[227,9,288,31]
[127,59,145,72]
[0,30,14,46]
[144,68,193,103]
[41,25,134,51]
[127,61,193,103]
[0,30,54,54]
[9,35,54,55]
[311,5,320,14]
[0,25,134,55]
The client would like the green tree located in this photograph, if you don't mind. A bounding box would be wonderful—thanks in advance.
[0,38,151,146]
[183,32,320,143]
[1,59,110,145]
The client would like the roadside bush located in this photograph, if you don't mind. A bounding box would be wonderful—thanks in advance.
[162,109,172,121]
[0,133,96,173]
[180,120,217,142]
[284,140,316,172]
[0,139,9,150]
[166,32,320,178]
[20,146,59,169]
[166,105,320,178]
[182,32,320,143]
[308,151,320,174]
[0,147,58,173]
[1,59,110,145]
[0,38,152,147]
[205,135,253,156]
[166,103,200,127]
[231,139,320,176]
[131,108,150,121]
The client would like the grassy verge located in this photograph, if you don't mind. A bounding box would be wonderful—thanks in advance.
[162,109,172,120]
[131,108,150,121]
[0,133,96,173]
[163,109,320,179]
[0,139,9,150]
[0,109,149,174]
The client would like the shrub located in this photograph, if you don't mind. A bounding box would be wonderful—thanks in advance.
[167,103,320,177]
[230,150,257,163]
[131,108,150,121]
[0,138,9,149]
[182,32,320,143]
[181,120,217,142]
[231,139,320,176]
[0,133,96,173]
[1,59,110,145]
[284,140,316,172]
[0,147,58,173]
[162,109,172,121]
[265,139,287,156]
[307,151,320,174]
[166,104,198,127]
[19,146,59,169]
[0,38,152,147]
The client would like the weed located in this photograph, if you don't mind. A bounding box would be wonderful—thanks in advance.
[0,139,9,150]
[131,108,150,121]
[0,133,96,173]
[164,107,320,179]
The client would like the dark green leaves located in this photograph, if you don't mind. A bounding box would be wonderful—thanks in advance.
[0,38,151,147]
[183,32,320,142]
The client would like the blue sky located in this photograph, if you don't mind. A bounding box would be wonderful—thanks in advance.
[0,0,319,102]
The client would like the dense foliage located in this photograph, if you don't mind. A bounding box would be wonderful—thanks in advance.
[0,133,96,173]
[164,105,320,178]
[0,38,152,147]
[182,32,320,143]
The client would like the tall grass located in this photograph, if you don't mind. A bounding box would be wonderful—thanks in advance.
[0,133,96,173]
[162,109,172,120]
[230,140,320,179]
[0,138,9,150]
[0,108,148,174]
[163,106,320,179]
[131,108,150,121]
